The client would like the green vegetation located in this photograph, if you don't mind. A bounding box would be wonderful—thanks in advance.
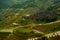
[13,27,44,40]
[14,28,34,33]
[0,32,11,40]
[0,0,60,40]
[33,21,60,33]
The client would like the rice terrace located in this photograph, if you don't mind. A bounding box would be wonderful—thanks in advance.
[0,0,60,40]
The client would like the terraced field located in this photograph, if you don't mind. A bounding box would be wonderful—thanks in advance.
[0,0,60,40]
[0,32,11,40]
[0,20,60,40]
[33,20,60,33]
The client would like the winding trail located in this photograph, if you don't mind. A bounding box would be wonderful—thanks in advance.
[0,26,24,33]
[0,20,60,33]
[28,31,60,40]
[0,20,60,40]
[38,20,60,25]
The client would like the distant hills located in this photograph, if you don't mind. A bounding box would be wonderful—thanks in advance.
[0,0,28,8]
[0,0,60,27]
[0,0,60,9]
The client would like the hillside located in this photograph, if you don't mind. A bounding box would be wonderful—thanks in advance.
[0,0,60,40]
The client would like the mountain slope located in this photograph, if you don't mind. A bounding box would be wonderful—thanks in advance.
[0,0,60,9]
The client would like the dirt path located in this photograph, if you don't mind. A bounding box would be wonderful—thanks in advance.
[0,20,60,33]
